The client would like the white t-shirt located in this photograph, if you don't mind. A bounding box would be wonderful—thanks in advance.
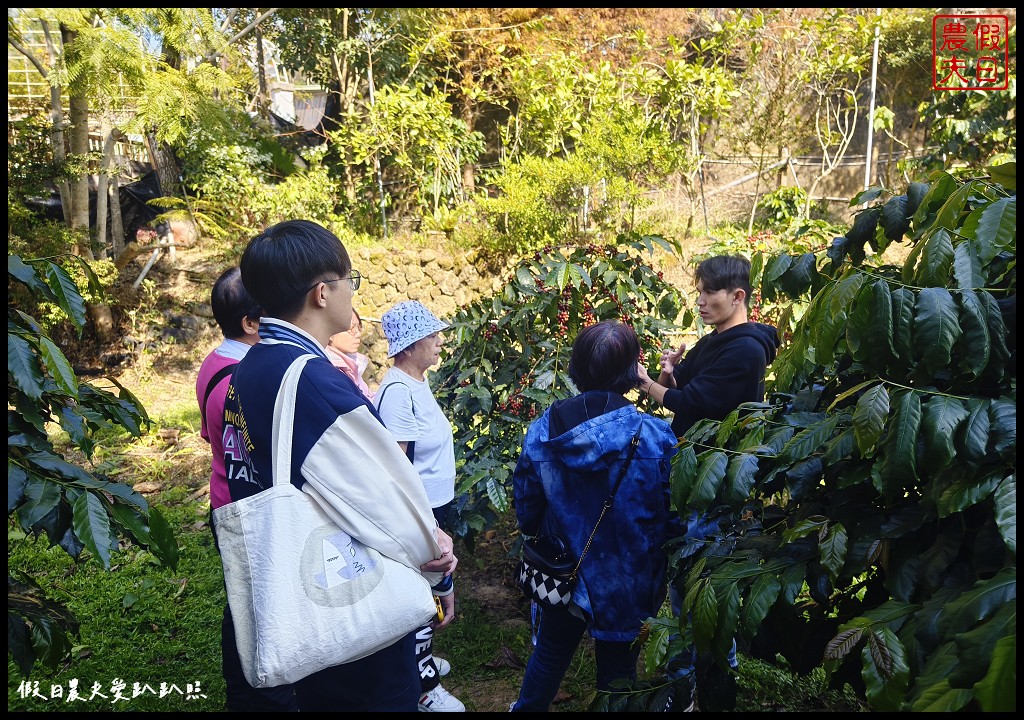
[374,367,456,508]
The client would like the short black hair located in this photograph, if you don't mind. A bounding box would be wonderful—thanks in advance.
[240,220,351,318]
[211,266,261,339]
[695,255,753,308]
[568,320,642,394]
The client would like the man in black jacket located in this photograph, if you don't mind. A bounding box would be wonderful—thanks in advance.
[638,254,780,712]
[638,254,779,437]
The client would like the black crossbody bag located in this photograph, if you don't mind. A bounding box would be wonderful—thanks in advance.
[516,417,644,608]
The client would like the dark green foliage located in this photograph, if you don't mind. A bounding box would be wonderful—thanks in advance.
[8,254,179,678]
[644,163,1016,711]
[432,233,688,546]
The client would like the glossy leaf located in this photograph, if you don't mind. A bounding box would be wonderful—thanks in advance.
[853,383,889,455]
[951,241,984,291]
[687,451,728,511]
[973,634,1016,712]
[861,626,910,711]
[72,491,114,569]
[973,196,1015,265]
[819,522,848,581]
[38,336,79,398]
[8,335,44,401]
[880,193,910,242]
[722,453,758,508]
[953,290,989,379]
[42,261,87,331]
[992,475,1015,554]
[913,288,961,377]
[742,572,781,632]
[956,398,990,463]
[779,414,841,462]
[921,395,969,473]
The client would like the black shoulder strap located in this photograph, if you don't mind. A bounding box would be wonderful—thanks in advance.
[375,381,416,462]
[202,364,237,418]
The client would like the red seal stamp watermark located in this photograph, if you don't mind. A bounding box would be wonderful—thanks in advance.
[932,14,1010,90]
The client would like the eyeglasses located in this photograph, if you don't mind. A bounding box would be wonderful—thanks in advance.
[300,270,362,296]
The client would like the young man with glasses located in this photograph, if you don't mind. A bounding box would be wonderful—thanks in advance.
[222,219,457,711]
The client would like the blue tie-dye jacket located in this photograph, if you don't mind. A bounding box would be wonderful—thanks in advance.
[513,391,680,641]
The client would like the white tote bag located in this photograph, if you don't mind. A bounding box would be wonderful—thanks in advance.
[213,354,436,688]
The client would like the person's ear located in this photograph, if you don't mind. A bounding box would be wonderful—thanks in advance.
[732,288,746,307]
[242,315,260,337]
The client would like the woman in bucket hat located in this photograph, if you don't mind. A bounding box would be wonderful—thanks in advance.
[375,300,464,713]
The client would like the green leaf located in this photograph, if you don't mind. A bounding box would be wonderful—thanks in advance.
[779,414,841,462]
[979,292,1010,379]
[72,491,114,569]
[956,398,990,463]
[921,395,969,472]
[911,679,974,712]
[38,336,79,397]
[913,288,961,377]
[953,290,990,379]
[916,229,954,287]
[9,255,53,298]
[670,445,697,513]
[691,580,719,652]
[853,384,889,455]
[985,161,1015,191]
[763,253,792,283]
[973,196,1015,265]
[742,572,781,630]
[974,634,1016,712]
[931,182,972,236]
[829,273,865,316]
[722,453,758,507]
[951,241,984,291]
[819,523,847,581]
[936,470,1001,518]
[687,451,728,511]
[18,476,62,529]
[890,288,915,365]
[905,181,929,218]
[861,626,910,711]
[880,193,910,243]
[147,506,180,570]
[940,567,1016,636]
[879,390,921,503]
[987,398,1015,462]
[43,261,87,331]
[911,172,954,230]
[8,334,44,400]
[992,475,1015,553]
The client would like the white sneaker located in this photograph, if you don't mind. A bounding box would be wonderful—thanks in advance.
[435,657,451,677]
[418,685,465,712]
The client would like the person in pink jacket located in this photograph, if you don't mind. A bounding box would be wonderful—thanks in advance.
[325,308,373,400]
[195,266,297,711]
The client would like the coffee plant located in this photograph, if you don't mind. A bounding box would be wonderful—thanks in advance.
[8,254,179,678]
[433,233,692,544]
[641,163,1016,712]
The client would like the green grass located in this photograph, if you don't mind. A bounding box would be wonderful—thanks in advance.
[8,492,226,712]
[9,484,865,713]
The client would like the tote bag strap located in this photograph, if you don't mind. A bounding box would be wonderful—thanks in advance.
[271,354,318,488]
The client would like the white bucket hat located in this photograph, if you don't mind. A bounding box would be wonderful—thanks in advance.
[381,300,449,358]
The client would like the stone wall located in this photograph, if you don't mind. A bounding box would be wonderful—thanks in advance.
[349,242,696,390]
[349,245,513,388]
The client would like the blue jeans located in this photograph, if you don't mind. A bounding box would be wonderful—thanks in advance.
[510,603,640,712]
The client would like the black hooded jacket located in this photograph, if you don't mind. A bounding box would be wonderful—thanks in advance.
[663,321,780,438]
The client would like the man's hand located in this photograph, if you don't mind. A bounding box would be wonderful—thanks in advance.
[432,591,455,631]
[420,527,458,576]
[659,342,686,375]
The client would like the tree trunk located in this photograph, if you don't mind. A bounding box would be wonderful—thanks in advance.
[95,118,114,259]
[64,24,114,344]
[146,130,182,199]
[110,172,125,259]
[39,21,72,225]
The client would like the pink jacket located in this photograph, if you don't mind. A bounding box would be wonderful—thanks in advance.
[325,345,373,401]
